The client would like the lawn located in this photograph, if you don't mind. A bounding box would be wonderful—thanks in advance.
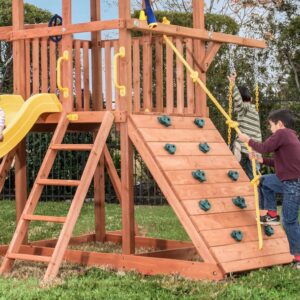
[0,200,299,300]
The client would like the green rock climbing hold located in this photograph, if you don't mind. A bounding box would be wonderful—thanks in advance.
[194,118,205,128]
[232,196,247,209]
[199,142,210,153]
[228,170,239,181]
[158,115,171,127]
[192,170,206,182]
[199,199,211,212]
[231,230,243,242]
[164,144,176,155]
[264,225,274,236]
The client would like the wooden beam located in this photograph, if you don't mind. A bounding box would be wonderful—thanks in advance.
[14,245,224,280]
[10,20,124,41]
[128,19,267,49]
[137,247,198,260]
[202,42,222,72]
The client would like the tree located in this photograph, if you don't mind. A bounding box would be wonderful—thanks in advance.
[0,0,52,93]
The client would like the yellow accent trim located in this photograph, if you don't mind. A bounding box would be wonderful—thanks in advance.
[163,34,263,250]
[113,47,126,97]
[162,17,170,25]
[67,113,79,121]
[139,10,147,21]
[57,50,69,98]
[0,94,62,158]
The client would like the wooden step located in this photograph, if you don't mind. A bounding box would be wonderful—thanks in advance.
[51,144,93,151]
[7,253,51,263]
[23,214,66,223]
[37,179,80,186]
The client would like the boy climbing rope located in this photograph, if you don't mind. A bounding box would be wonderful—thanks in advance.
[228,73,262,179]
[0,108,5,142]
[239,109,300,269]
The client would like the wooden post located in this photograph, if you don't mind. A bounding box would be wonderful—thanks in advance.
[193,0,207,116]
[12,0,27,226]
[119,0,135,254]
[61,0,73,112]
[90,0,105,242]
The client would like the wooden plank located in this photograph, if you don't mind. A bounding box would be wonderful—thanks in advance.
[137,247,198,260]
[7,253,51,263]
[212,238,290,263]
[182,196,255,216]
[133,39,140,112]
[32,38,40,94]
[143,36,152,111]
[128,20,267,49]
[104,41,112,111]
[221,253,293,273]
[186,38,194,114]
[11,20,124,41]
[24,39,30,98]
[51,144,93,151]
[49,41,57,93]
[166,37,174,114]
[128,117,217,264]
[74,40,82,111]
[148,142,232,156]
[37,178,80,186]
[157,156,241,170]
[139,128,224,142]
[83,41,90,111]
[176,38,184,114]
[201,225,287,247]
[17,245,224,280]
[41,38,48,93]
[155,38,163,112]
[113,41,119,110]
[131,115,216,129]
[202,42,221,71]
[165,169,249,185]
[23,214,66,223]
[175,182,253,200]
[191,210,257,231]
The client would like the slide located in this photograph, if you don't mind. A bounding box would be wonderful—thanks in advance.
[0,94,62,158]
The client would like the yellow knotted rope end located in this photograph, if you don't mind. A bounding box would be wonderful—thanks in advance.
[251,174,261,187]
[190,71,199,83]
[226,119,239,129]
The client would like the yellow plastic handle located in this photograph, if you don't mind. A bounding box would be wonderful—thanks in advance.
[113,47,126,97]
[57,50,69,98]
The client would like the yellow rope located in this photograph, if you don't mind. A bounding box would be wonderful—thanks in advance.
[228,81,233,145]
[255,83,259,112]
[163,34,263,249]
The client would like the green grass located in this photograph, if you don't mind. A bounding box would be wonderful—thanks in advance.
[0,200,300,300]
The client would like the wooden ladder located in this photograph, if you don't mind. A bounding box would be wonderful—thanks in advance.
[0,111,114,282]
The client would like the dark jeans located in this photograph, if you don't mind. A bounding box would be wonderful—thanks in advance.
[259,174,300,255]
[240,153,260,180]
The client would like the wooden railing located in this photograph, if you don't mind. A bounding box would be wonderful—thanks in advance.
[23,35,197,114]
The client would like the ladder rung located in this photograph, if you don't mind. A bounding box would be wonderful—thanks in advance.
[51,144,93,151]
[23,214,66,223]
[37,179,80,186]
[7,253,51,263]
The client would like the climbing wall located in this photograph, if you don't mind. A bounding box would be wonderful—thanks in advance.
[129,114,293,274]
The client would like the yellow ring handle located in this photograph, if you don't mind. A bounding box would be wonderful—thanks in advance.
[57,50,69,98]
[113,47,126,97]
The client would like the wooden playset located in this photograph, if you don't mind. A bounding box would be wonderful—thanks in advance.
[0,0,293,282]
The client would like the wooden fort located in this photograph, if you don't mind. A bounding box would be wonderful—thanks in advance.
[0,0,292,282]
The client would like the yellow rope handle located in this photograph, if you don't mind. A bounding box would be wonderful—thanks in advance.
[163,34,263,249]
[255,83,259,112]
[228,81,233,145]
[113,47,126,97]
[57,50,69,98]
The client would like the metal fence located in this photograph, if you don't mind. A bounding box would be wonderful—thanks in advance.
[1,98,299,204]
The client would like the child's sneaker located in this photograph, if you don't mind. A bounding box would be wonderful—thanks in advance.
[260,214,280,225]
[292,260,300,270]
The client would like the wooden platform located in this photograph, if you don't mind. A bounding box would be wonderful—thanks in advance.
[129,114,293,274]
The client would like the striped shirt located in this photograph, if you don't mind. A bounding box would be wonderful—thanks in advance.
[233,86,262,154]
